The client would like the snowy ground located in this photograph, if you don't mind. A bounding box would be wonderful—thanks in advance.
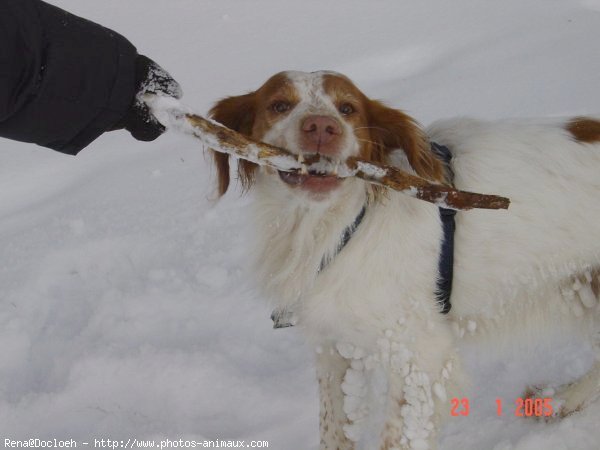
[1,1,600,449]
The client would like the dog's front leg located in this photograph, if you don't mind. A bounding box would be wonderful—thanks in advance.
[379,365,442,450]
[378,334,458,450]
[317,346,355,450]
[378,371,408,450]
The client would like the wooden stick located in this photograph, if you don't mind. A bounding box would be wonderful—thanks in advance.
[146,95,510,211]
[346,157,510,210]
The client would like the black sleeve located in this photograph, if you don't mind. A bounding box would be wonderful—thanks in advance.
[0,0,138,155]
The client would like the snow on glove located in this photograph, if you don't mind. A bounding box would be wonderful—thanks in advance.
[114,55,183,141]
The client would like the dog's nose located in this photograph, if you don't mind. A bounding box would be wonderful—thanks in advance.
[300,115,342,155]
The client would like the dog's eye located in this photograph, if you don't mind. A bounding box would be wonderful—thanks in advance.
[271,101,291,114]
[339,103,355,115]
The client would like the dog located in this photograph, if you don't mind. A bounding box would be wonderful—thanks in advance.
[209,70,600,449]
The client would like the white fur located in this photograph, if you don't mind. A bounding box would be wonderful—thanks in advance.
[244,73,600,449]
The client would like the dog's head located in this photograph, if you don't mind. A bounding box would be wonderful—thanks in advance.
[209,71,444,199]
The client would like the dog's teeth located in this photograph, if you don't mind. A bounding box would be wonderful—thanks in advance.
[297,153,308,174]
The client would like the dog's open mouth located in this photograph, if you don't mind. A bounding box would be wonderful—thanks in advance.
[278,169,342,193]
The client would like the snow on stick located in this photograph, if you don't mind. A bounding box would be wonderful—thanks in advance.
[145,95,510,211]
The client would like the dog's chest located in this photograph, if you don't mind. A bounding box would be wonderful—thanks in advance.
[259,194,445,345]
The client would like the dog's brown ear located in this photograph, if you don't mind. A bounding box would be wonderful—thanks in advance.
[367,100,445,183]
[209,93,258,196]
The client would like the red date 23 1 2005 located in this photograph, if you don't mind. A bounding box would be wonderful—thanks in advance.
[450,397,554,417]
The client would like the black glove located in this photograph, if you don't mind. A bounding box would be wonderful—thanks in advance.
[113,55,182,141]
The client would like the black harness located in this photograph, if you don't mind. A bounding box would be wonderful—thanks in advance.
[431,143,456,314]
[318,205,367,274]
[271,143,456,328]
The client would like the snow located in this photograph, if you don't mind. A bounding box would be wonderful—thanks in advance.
[1,0,600,449]
[353,160,389,179]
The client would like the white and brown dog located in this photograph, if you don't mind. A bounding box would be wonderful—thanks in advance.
[209,70,600,450]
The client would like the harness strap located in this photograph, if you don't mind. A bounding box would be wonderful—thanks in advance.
[431,142,456,314]
[318,205,367,273]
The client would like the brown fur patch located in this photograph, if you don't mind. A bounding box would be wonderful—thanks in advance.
[209,92,258,195]
[573,267,600,298]
[566,117,600,144]
[250,72,301,140]
[366,99,445,183]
